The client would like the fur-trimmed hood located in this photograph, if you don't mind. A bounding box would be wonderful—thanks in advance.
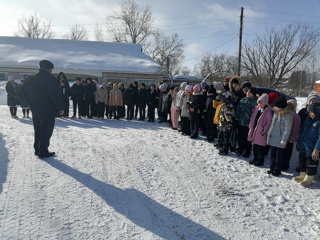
[229,76,242,93]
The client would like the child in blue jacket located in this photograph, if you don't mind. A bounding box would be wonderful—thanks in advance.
[293,102,320,187]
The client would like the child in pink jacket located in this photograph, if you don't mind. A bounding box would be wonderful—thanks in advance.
[248,93,273,166]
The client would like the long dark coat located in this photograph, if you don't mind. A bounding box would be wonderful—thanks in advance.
[6,81,18,107]
[71,83,84,102]
[137,88,147,108]
[22,69,63,116]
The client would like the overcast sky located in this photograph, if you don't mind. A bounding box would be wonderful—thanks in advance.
[1,0,320,72]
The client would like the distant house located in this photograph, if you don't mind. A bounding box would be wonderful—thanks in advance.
[0,36,167,86]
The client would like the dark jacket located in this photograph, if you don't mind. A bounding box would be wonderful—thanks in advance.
[22,69,63,116]
[71,83,84,102]
[17,84,29,108]
[84,83,96,101]
[147,89,157,108]
[137,88,147,108]
[203,95,216,124]
[124,88,135,106]
[297,116,320,157]
[187,93,204,120]
[6,81,18,106]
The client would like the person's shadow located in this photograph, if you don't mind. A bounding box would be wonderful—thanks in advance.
[45,158,225,240]
[0,133,9,194]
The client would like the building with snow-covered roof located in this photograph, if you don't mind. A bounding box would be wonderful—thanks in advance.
[0,36,167,86]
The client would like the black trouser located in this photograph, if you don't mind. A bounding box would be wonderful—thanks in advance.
[222,130,231,151]
[148,105,155,121]
[252,144,265,164]
[299,153,319,176]
[32,113,55,155]
[73,100,82,117]
[190,117,199,137]
[9,107,17,116]
[126,105,134,119]
[269,146,284,174]
[111,106,120,119]
[85,99,95,118]
[238,125,251,154]
[181,117,190,135]
[134,104,138,118]
[283,142,294,170]
[97,102,105,118]
[139,107,145,120]
[62,97,69,117]
[205,118,217,139]
[22,109,30,116]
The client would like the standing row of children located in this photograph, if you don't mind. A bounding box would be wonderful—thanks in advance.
[167,76,320,187]
[6,74,320,187]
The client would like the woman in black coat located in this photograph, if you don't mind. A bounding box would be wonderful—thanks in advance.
[124,84,135,120]
[6,76,19,118]
[147,84,157,122]
[71,78,85,118]
[83,78,96,118]
[137,83,147,121]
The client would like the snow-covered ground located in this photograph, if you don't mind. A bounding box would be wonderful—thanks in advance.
[0,91,319,239]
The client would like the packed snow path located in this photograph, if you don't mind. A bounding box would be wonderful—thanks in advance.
[0,105,319,239]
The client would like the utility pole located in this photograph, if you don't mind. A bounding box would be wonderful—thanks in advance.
[237,7,244,77]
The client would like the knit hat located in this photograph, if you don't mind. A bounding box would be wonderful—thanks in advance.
[75,77,81,81]
[174,87,180,92]
[101,84,106,89]
[223,77,230,83]
[180,82,188,88]
[39,60,54,69]
[201,81,208,88]
[193,84,201,92]
[307,103,320,117]
[257,93,269,105]
[8,76,14,81]
[287,99,297,109]
[241,80,252,89]
[273,94,287,108]
[159,84,166,91]
[169,86,175,90]
[247,87,257,96]
[307,92,320,104]
[185,85,192,92]
[268,92,279,105]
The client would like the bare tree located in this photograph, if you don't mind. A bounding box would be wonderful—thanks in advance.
[94,24,105,41]
[63,24,88,40]
[105,0,158,44]
[242,24,320,88]
[146,33,185,76]
[15,12,54,38]
[194,53,238,81]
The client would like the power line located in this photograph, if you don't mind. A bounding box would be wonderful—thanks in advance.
[183,35,238,63]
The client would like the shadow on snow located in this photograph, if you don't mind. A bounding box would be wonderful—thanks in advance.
[0,133,9,194]
[45,157,225,240]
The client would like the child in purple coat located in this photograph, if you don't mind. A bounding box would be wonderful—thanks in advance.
[248,93,273,166]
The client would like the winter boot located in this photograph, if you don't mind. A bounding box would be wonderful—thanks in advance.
[292,172,306,183]
[218,148,228,155]
[300,175,314,187]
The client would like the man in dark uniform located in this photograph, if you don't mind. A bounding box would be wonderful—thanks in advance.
[22,60,64,158]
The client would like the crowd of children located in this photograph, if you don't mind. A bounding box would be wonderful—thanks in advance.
[5,74,320,187]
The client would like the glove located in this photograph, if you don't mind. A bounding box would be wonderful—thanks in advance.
[311,149,320,161]
[296,142,300,151]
